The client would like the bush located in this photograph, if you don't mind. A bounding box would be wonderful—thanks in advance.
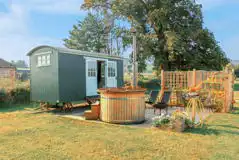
[152,110,196,132]
[138,78,161,90]
[152,114,171,127]
[0,87,30,106]
[9,88,30,104]
[0,88,7,104]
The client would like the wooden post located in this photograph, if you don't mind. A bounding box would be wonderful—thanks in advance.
[193,69,196,87]
[227,68,233,112]
[131,29,137,88]
[192,99,196,122]
[223,64,234,112]
[161,70,164,89]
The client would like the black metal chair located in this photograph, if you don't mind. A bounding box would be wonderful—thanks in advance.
[147,90,171,115]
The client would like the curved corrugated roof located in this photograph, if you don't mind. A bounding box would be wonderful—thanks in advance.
[27,45,123,60]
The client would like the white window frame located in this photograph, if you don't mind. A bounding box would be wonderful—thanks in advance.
[87,61,97,77]
[108,61,116,77]
[37,54,51,67]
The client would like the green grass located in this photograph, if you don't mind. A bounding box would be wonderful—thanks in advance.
[0,103,37,113]
[0,104,239,160]
[234,84,239,91]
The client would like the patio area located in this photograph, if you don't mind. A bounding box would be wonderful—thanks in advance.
[55,104,211,128]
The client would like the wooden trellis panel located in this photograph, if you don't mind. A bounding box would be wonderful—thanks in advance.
[161,66,234,112]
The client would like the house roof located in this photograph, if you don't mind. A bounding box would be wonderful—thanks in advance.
[0,58,15,68]
[27,45,123,60]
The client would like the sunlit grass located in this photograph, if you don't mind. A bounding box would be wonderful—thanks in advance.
[0,104,238,160]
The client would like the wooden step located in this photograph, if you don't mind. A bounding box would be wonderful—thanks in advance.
[91,105,100,116]
[84,110,98,120]
[85,114,98,120]
[84,110,92,116]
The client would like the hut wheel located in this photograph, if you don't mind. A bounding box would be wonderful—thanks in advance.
[62,102,73,112]
[40,102,49,110]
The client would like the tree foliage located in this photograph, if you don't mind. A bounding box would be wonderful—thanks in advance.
[64,13,106,52]
[11,60,28,68]
[81,0,229,71]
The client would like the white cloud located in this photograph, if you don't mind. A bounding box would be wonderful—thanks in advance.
[0,0,85,62]
[0,4,27,36]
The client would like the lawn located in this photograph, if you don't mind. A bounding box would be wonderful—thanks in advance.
[0,104,239,160]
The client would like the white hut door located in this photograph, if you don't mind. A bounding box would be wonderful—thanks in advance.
[107,61,117,88]
[86,60,97,96]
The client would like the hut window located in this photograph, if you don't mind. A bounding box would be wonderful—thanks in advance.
[108,62,116,77]
[87,61,96,77]
[37,54,51,67]
[37,56,42,66]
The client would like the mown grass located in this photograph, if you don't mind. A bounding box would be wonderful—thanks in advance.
[0,103,239,160]
[0,103,37,113]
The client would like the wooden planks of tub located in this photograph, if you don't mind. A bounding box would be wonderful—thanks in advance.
[98,88,146,124]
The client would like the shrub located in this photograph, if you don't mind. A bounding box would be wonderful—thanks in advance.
[171,110,195,128]
[0,87,30,106]
[138,78,161,90]
[152,110,195,132]
[152,114,171,127]
[0,88,7,104]
[9,88,30,104]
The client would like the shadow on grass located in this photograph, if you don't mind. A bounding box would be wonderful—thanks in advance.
[185,126,220,135]
[231,107,239,114]
[31,106,91,116]
[211,124,239,130]
[0,103,38,113]
[185,124,239,136]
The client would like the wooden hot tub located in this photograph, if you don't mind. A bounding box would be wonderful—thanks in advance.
[98,88,146,124]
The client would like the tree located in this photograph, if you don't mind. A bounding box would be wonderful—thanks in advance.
[82,0,229,71]
[64,13,106,52]
[188,29,229,70]
[11,60,28,68]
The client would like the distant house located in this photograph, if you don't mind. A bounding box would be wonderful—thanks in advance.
[0,58,16,78]
[16,68,30,80]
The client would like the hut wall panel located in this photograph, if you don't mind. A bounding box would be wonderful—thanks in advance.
[30,47,59,103]
[58,53,86,102]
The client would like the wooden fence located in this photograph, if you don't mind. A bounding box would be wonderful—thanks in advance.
[161,66,234,112]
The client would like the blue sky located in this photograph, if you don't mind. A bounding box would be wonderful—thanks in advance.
[0,0,238,62]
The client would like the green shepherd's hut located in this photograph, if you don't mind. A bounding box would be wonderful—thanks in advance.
[27,45,124,104]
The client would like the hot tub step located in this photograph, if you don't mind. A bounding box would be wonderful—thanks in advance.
[84,110,98,120]
[91,105,100,116]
